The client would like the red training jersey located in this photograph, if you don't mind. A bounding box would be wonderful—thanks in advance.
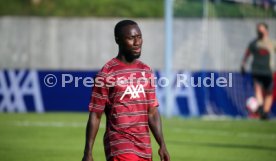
[88,58,158,160]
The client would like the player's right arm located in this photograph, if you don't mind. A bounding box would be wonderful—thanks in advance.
[241,47,251,75]
[82,70,109,161]
[82,112,102,161]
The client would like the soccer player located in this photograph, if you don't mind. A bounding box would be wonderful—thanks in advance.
[82,20,170,161]
[241,22,276,120]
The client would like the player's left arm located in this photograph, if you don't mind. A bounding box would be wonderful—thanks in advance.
[148,107,170,161]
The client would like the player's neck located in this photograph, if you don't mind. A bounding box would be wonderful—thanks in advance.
[116,53,136,65]
[259,35,269,41]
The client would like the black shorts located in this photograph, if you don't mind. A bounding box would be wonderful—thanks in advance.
[252,74,274,92]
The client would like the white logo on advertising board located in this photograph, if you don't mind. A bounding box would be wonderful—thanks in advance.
[0,70,44,113]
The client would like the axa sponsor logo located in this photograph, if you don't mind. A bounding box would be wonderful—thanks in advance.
[0,70,44,112]
[120,84,145,100]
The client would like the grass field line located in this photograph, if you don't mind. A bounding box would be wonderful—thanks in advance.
[172,127,276,140]
[10,120,276,140]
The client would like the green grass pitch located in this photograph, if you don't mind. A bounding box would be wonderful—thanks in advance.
[0,113,276,161]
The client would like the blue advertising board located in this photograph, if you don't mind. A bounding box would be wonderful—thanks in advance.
[0,70,275,117]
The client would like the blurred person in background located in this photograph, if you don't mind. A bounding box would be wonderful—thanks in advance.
[261,0,276,10]
[253,0,276,11]
[263,0,270,10]
[241,22,276,120]
[272,0,276,11]
[81,20,170,161]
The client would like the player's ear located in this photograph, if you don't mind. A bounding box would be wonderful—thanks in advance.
[115,36,120,44]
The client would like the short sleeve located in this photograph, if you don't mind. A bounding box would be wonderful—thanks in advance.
[248,41,254,54]
[147,70,159,108]
[88,71,109,113]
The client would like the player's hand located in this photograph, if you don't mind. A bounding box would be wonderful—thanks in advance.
[81,155,93,161]
[241,65,246,75]
[158,146,170,161]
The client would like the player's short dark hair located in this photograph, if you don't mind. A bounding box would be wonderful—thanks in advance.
[257,22,269,30]
[114,20,138,38]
